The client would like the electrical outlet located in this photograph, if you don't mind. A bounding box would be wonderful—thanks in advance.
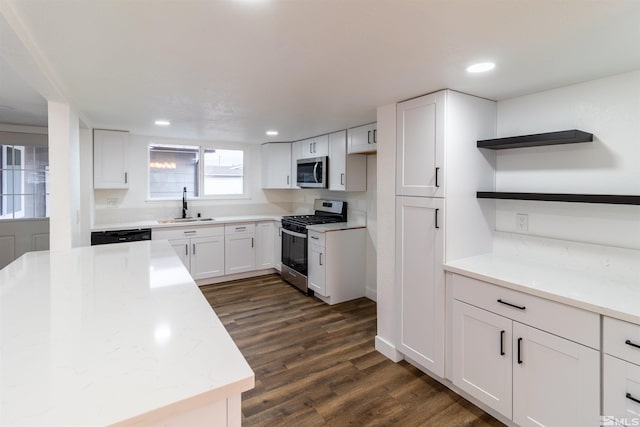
[107,198,118,207]
[516,213,529,232]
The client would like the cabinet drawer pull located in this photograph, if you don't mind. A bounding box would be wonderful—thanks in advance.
[311,236,319,240]
[497,299,526,311]
[625,339,640,349]
[500,330,505,356]
[184,230,196,235]
[235,226,246,231]
[626,393,640,405]
[517,337,523,364]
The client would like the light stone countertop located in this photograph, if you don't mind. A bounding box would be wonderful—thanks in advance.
[445,253,640,324]
[0,240,254,426]
[91,214,284,232]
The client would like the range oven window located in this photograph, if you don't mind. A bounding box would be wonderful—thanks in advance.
[281,229,307,275]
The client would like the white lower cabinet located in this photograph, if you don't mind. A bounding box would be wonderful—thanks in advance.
[255,221,275,269]
[225,223,256,275]
[274,221,282,272]
[191,236,225,280]
[154,226,225,280]
[307,228,365,305]
[396,196,445,377]
[451,274,600,427]
[603,316,640,426]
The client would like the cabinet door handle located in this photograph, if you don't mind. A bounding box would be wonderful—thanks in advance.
[340,173,344,186]
[287,175,289,185]
[497,299,526,310]
[373,129,377,143]
[367,130,371,144]
[251,237,254,248]
[192,243,196,255]
[235,226,246,231]
[124,172,128,184]
[309,144,313,153]
[311,236,319,240]
[434,208,439,229]
[184,230,196,235]
[500,330,505,356]
[627,393,640,405]
[517,338,523,364]
[319,253,323,266]
[435,167,439,188]
[625,339,640,349]
[185,244,188,256]
[313,142,316,153]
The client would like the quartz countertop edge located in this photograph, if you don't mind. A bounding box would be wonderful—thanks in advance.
[444,253,640,325]
[306,222,366,232]
[91,214,284,232]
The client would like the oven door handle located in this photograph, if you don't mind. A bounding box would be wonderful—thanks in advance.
[281,228,308,239]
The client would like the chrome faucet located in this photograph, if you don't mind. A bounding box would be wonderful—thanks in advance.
[182,187,188,218]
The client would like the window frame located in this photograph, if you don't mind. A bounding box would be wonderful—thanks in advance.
[146,143,249,201]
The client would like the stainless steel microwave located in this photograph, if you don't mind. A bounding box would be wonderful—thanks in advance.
[296,156,328,188]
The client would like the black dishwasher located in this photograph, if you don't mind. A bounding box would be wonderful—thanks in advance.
[90,229,152,245]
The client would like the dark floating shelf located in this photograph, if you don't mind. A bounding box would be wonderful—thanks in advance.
[477,192,640,206]
[477,129,593,150]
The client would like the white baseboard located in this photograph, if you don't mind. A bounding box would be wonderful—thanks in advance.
[365,286,377,302]
[375,335,404,362]
[196,268,277,286]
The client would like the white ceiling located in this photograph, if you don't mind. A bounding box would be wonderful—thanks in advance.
[1,0,639,143]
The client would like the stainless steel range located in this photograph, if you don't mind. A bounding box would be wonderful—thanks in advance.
[280,199,347,294]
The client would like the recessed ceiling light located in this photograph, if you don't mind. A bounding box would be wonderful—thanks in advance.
[266,130,278,136]
[466,62,496,73]
[154,120,170,126]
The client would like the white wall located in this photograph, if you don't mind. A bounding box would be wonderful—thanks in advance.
[495,70,640,249]
[93,134,296,225]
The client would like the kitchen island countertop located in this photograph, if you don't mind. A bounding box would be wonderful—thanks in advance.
[0,240,254,426]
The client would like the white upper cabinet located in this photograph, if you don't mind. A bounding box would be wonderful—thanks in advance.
[396,91,445,197]
[348,123,377,154]
[93,129,129,189]
[261,143,293,189]
[300,135,328,158]
[328,130,366,192]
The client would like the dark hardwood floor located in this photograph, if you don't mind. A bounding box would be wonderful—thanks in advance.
[200,274,504,427]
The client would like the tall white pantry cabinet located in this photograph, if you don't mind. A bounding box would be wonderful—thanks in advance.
[394,90,497,377]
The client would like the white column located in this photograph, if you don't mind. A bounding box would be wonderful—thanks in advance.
[48,101,81,250]
[375,103,403,362]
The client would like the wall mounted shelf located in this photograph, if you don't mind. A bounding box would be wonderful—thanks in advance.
[477,129,593,150]
[477,192,640,205]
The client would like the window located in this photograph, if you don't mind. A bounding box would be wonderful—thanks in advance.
[203,149,243,196]
[0,143,49,220]
[148,145,245,199]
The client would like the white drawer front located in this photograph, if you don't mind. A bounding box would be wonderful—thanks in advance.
[308,230,325,246]
[604,354,640,425]
[450,273,600,350]
[605,317,640,365]
[225,223,256,235]
[153,225,224,240]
